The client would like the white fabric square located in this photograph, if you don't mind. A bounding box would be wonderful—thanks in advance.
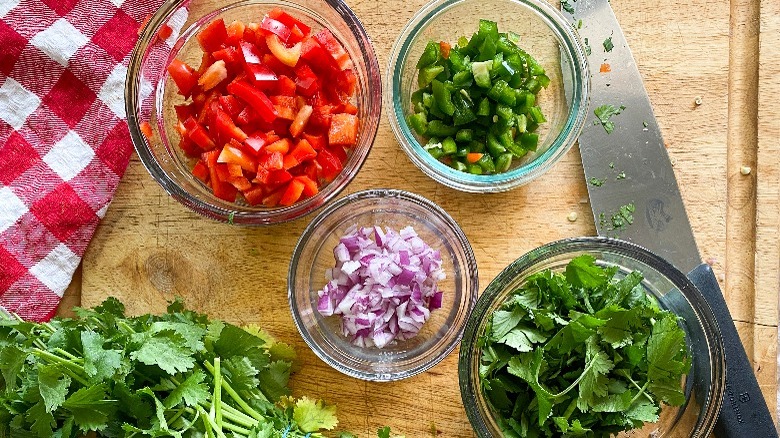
[43,131,94,181]
[0,0,21,18]
[98,63,127,119]
[30,18,89,66]
[108,0,125,7]
[29,243,80,296]
[96,203,109,219]
[164,7,188,45]
[0,186,28,233]
[0,78,41,129]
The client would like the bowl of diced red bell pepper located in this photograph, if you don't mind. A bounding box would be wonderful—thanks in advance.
[126,0,381,224]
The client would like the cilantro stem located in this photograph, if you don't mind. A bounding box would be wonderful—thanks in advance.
[542,355,603,400]
[198,405,229,438]
[54,348,81,361]
[214,358,223,429]
[198,406,216,438]
[204,361,265,422]
[32,348,89,385]
[627,379,654,405]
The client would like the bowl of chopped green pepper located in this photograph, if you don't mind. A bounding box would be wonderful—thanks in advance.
[387,0,589,192]
[459,237,725,437]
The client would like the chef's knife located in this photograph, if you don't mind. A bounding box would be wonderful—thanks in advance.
[566,0,777,436]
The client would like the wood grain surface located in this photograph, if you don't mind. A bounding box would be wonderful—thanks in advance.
[57,0,780,435]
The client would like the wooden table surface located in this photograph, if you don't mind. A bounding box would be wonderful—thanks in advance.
[58,0,780,435]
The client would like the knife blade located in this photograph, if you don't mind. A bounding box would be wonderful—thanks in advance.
[567,1,777,436]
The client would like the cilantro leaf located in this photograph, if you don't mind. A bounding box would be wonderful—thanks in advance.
[0,345,26,392]
[576,338,614,411]
[603,36,614,52]
[498,326,547,352]
[647,314,689,381]
[377,426,391,438]
[163,369,209,408]
[561,0,574,14]
[81,330,122,382]
[626,400,659,423]
[27,401,56,438]
[38,365,71,413]
[257,360,292,401]
[129,333,195,375]
[293,397,338,432]
[565,254,608,289]
[594,104,624,134]
[490,307,525,340]
[62,384,115,433]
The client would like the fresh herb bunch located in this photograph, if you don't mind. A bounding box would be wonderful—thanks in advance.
[479,255,690,437]
[0,298,339,437]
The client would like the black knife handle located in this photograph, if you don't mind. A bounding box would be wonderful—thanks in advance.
[688,263,777,437]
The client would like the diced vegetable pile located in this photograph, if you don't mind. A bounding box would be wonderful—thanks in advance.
[0,298,341,437]
[166,9,359,207]
[317,225,446,348]
[479,255,689,437]
[407,19,550,175]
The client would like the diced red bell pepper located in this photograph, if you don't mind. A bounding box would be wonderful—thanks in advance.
[300,37,338,74]
[276,75,297,96]
[262,53,295,77]
[266,34,301,67]
[265,138,291,154]
[294,63,319,97]
[226,175,252,191]
[328,113,358,146]
[227,80,277,123]
[282,154,299,170]
[268,8,311,37]
[309,104,334,131]
[343,102,358,115]
[313,29,353,71]
[336,69,357,96]
[289,105,313,137]
[212,46,242,70]
[240,41,279,88]
[260,16,291,42]
[288,25,306,44]
[262,187,285,207]
[218,95,244,118]
[217,144,257,172]
[302,133,326,150]
[183,116,216,150]
[236,106,259,126]
[295,175,319,197]
[212,179,238,202]
[258,151,284,170]
[178,136,200,157]
[214,109,248,143]
[327,144,348,163]
[226,163,244,178]
[157,23,173,42]
[258,169,293,186]
[202,149,220,167]
[316,148,343,182]
[271,95,297,120]
[167,59,199,97]
[226,20,246,47]
[192,159,209,182]
[196,52,212,76]
[140,121,153,141]
[198,60,228,91]
[279,178,305,206]
[439,41,451,59]
[175,103,196,122]
[197,18,228,53]
[244,133,267,155]
[291,138,317,162]
[242,184,265,205]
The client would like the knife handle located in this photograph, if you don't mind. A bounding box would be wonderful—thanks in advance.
[688,264,778,437]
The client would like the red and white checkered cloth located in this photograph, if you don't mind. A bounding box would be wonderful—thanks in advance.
[0,0,187,321]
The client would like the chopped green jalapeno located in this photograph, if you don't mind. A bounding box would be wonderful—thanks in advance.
[408,19,548,174]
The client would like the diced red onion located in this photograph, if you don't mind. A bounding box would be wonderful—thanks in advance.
[315,225,446,349]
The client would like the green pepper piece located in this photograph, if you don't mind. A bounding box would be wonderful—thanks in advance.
[456,145,469,158]
[496,127,514,149]
[452,70,474,87]
[524,77,541,94]
[487,80,516,106]
[494,59,515,81]
[537,74,551,88]
[495,153,513,172]
[505,140,527,158]
[508,72,525,88]
[477,36,497,61]
[411,89,425,106]
[448,49,468,72]
[452,92,477,126]
[427,146,445,159]
[471,60,492,89]
[476,97,491,116]
[451,159,468,172]
[515,113,527,133]
[422,92,434,109]
[418,65,445,88]
[464,32,483,57]
[519,132,539,151]
[441,136,457,155]
[456,129,474,142]
[468,140,486,153]
[416,41,441,69]
[431,80,456,116]
[427,120,458,137]
[478,19,499,42]
[486,132,507,158]
[496,104,514,121]
[529,106,546,124]
[407,112,428,136]
[527,120,539,133]
[476,154,496,173]
[496,35,518,57]
[467,163,483,175]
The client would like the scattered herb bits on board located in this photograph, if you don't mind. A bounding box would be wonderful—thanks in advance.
[408,19,550,174]
[479,255,690,437]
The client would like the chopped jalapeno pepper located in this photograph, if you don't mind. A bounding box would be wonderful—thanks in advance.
[408,19,549,174]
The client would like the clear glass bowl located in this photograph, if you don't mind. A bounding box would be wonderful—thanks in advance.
[288,189,479,381]
[125,0,381,225]
[459,237,725,437]
[387,0,590,193]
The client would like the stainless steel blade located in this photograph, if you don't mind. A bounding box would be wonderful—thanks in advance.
[568,0,701,274]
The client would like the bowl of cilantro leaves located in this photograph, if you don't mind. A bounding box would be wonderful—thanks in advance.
[458,237,725,437]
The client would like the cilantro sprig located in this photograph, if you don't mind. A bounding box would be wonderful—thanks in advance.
[0,298,339,437]
[479,255,689,437]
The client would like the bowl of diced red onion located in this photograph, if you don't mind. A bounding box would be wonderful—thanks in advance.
[288,189,478,381]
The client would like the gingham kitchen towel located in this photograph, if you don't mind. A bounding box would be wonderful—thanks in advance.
[0,0,186,321]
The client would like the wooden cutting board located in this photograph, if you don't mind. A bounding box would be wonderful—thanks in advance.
[71,0,780,435]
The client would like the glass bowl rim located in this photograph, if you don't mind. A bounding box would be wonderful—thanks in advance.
[125,0,382,225]
[288,188,479,381]
[386,0,591,193]
[457,236,725,436]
